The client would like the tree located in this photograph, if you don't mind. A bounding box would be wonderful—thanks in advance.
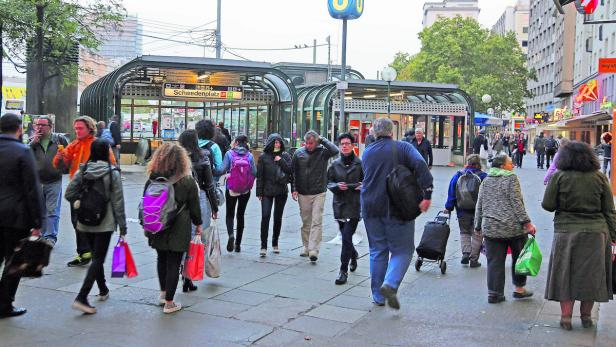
[393,17,536,114]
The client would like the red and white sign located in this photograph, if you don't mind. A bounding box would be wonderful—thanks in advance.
[576,0,599,15]
[599,58,616,73]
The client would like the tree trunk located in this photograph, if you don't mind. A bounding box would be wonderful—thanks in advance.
[36,4,45,114]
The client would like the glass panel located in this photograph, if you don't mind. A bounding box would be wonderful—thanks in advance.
[120,106,132,139]
[187,101,204,108]
[264,74,292,102]
[257,106,268,148]
[161,100,186,107]
[133,105,159,139]
[239,106,247,135]
[160,107,185,139]
[121,99,132,106]
[187,107,203,130]
[134,99,158,106]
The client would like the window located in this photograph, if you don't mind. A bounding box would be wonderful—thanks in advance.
[523,26,529,34]
[522,40,528,47]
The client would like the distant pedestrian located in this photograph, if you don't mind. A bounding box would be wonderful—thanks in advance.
[473,130,489,168]
[361,118,433,309]
[145,143,203,314]
[195,120,223,178]
[96,121,106,138]
[474,154,536,304]
[545,135,558,168]
[411,128,433,169]
[109,115,122,168]
[544,138,570,185]
[291,130,339,262]
[601,132,612,178]
[534,132,546,169]
[218,121,231,143]
[542,141,616,330]
[327,133,363,285]
[256,133,292,257]
[492,133,505,156]
[0,113,44,319]
[54,116,116,267]
[214,127,231,158]
[152,119,158,138]
[513,134,526,168]
[219,135,257,253]
[502,134,511,156]
[402,129,415,143]
[444,154,487,267]
[65,139,127,314]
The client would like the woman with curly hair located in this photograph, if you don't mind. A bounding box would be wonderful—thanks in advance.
[542,141,616,330]
[145,142,203,314]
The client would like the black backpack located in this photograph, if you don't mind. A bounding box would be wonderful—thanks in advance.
[455,171,481,210]
[545,138,557,150]
[74,166,113,226]
[386,142,423,221]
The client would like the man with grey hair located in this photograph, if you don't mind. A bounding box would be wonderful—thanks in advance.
[361,118,433,309]
[291,130,339,262]
[410,128,433,169]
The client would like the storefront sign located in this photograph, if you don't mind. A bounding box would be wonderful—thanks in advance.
[575,79,598,103]
[163,83,243,100]
[328,0,364,20]
[599,58,616,74]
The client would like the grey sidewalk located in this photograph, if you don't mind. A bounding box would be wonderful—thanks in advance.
[0,161,614,347]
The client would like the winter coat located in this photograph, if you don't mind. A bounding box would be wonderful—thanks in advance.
[257,134,292,197]
[109,121,121,147]
[411,138,433,167]
[0,135,44,230]
[30,133,69,184]
[445,167,488,216]
[327,153,364,220]
[474,169,531,239]
[534,135,546,153]
[65,161,127,234]
[473,135,488,154]
[190,151,219,213]
[291,137,339,195]
[146,175,202,252]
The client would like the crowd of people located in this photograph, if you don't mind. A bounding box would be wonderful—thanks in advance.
[0,112,614,332]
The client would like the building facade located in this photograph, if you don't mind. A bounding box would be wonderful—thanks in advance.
[492,0,530,55]
[422,0,480,28]
[91,15,143,66]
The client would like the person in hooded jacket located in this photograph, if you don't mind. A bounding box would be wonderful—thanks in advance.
[327,133,363,285]
[256,134,292,257]
[65,139,127,315]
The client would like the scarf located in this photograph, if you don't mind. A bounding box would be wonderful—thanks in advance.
[488,167,515,177]
[342,151,355,165]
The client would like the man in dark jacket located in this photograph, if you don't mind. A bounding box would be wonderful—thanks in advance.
[534,132,546,169]
[473,130,489,154]
[30,115,68,245]
[291,130,339,262]
[218,121,231,143]
[361,118,433,309]
[402,129,415,143]
[545,135,558,168]
[109,115,122,168]
[0,113,44,318]
[411,128,433,168]
[327,133,363,285]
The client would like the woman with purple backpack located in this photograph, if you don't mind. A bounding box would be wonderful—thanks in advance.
[218,134,257,253]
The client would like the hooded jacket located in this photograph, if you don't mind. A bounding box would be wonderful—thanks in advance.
[291,137,339,195]
[65,161,127,234]
[257,134,292,197]
[327,152,363,219]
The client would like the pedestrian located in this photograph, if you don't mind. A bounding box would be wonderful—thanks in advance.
[109,115,122,168]
[601,132,612,178]
[54,116,116,267]
[96,121,106,138]
[219,134,257,253]
[513,133,526,168]
[214,127,231,158]
[502,134,511,156]
[65,139,127,314]
[365,127,376,146]
[474,154,536,304]
[402,129,415,143]
[145,143,203,314]
[218,121,232,143]
[542,141,616,330]
[30,115,69,246]
[178,130,219,292]
[473,130,489,168]
[361,118,433,309]
[544,138,570,185]
[411,128,433,169]
[327,133,363,285]
[291,130,339,262]
[545,135,558,168]
[492,133,504,156]
[0,113,44,319]
[256,133,292,257]
[195,119,223,178]
[534,132,546,169]
[444,154,487,267]
[152,118,158,138]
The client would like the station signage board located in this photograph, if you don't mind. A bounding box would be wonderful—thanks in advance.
[163,83,243,101]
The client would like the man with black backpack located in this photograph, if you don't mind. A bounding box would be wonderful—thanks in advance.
[534,132,546,169]
[545,134,558,168]
[444,154,487,268]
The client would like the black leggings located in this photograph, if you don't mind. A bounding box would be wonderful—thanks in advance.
[77,232,113,301]
[226,190,250,246]
[260,195,287,249]
[156,250,184,302]
[339,219,359,272]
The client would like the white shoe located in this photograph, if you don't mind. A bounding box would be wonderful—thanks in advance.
[273,246,280,254]
[96,292,110,302]
[260,249,267,257]
[163,302,182,314]
[72,300,97,314]
[158,293,166,306]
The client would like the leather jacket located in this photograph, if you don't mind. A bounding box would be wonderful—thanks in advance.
[327,154,363,219]
[291,137,339,195]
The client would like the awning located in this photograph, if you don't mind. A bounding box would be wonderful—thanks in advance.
[474,113,503,127]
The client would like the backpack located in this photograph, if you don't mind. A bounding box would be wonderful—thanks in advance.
[139,177,184,234]
[202,141,216,173]
[74,167,112,226]
[100,128,115,146]
[545,138,557,150]
[455,170,482,211]
[227,151,255,195]
[386,142,423,221]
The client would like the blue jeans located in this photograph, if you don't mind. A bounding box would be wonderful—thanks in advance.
[42,180,63,243]
[364,218,415,303]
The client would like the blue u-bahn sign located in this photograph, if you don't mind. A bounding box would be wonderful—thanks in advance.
[328,0,364,20]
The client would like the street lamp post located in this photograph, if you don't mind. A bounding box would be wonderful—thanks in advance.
[381,66,397,115]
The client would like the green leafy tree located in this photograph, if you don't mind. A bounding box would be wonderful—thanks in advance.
[394,17,535,114]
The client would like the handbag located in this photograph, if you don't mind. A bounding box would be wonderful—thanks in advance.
[514,236,542,276]
[386,141,423,221]
[183,235,205,281]
[205,223,222,278]
[111,238,126,278]
[5,236,53,278]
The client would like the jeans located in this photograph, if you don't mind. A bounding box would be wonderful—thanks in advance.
[339,219,359,273]
[225,190,250,246]
[260,195,287,249]
[41,180,62,244]
[298,193,327,253]
[515,151,524,168]
[70,204,91,256]
[364,218,415,303]
[77,232,113,301]
[112,146,121,169]
[536,151,545,168]
[0,228,29,311]
[484,236,528,297]
[603,158,611,178]
[458,214,482,262]
[156,250,184,301]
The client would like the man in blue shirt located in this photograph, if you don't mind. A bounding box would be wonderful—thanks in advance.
[361,118,433,309]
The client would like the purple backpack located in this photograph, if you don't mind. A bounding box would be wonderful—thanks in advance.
[227,151,255,195]
[139,177,184,234]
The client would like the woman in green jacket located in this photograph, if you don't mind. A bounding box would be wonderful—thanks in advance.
[145,143,203,314]
[542,141,616,330]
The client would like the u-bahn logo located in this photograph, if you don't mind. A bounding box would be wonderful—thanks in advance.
[328,0,364,20]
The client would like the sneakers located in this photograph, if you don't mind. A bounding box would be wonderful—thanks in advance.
[461,253,470,265]
[158,292,166,306]
[226,235,235,253]
[72,299,96,314]
[96,291,110,302]
[163,302,182,314]
[379,285,400,310]
[469,260,482,268]
[273,246,280,254]
[308,251,318,262]
[335,271,348,285]
[0,306,27,318]
[260,249,267,257]
[67,253,92,267]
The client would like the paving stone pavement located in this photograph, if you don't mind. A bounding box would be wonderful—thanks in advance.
[1,157,615,347]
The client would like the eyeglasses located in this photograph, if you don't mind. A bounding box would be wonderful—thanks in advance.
[340,142,353,146]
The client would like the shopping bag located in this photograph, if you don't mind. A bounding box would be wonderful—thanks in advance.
[205,224,222,278]
[515,236,542,276]
[111,239,126,278]
[123,241,139,278]
[183,236,205,281]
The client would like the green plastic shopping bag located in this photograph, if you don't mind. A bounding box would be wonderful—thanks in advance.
[515,236,542,276]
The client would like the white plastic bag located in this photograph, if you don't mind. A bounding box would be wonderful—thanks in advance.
[205,223,221,278]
